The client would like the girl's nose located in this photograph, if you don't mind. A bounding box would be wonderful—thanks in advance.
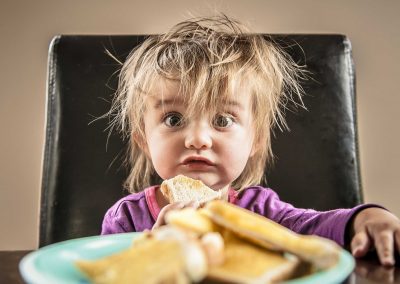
[184,121,213,150]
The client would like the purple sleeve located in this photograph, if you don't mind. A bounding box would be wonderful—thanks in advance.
[101,192,156,235]
[101,206,135,234]
[236,186,383,247]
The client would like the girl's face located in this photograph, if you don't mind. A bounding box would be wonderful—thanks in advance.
[141,80,256,190]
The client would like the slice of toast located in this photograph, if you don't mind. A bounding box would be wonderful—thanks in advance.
[76,227,208,284]
[165,207,217,234]
[76,237,189,284]
[207,232,302,284]
[203,200,341,270]
[160,175,222,204]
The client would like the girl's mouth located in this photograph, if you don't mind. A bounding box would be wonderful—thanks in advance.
[181,157,215,169]
[182,157,214,165]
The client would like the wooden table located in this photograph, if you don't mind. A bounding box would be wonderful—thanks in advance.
[2,250,400,283]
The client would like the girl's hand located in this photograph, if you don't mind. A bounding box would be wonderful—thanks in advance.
[152,201,201,230]
[351,207,400,266]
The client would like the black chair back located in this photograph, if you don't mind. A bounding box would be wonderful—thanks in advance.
[39,35,363,247]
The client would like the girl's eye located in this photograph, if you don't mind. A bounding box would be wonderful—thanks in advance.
[213,114,234,128]
[163,112,184,127]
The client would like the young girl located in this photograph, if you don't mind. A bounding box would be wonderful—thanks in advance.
[101,16,400,266]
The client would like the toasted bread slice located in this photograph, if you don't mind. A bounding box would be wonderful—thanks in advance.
[204,200,341,270]
[160,175,222,203]
[207,232,301,284]
[165,207,217,234]
[76,227,208,284]
[76,237,189,284]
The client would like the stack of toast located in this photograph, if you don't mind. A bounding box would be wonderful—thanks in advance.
[76,175,340,283]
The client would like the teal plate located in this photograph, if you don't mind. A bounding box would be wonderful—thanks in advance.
[20,232,355,284]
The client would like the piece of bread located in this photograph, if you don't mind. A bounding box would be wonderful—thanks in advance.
[76,227,208,284]
[165,207,217,234]
[203,200,341,270]
[76,237,189,284]
[207,231,302,284]
[160,175,222,204]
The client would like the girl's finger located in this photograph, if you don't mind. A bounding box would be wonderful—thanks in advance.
[184,200,201,209]
[373,230,394,266]
[153,202,185,229]
[351,230,371,258]
[394,228,400,258]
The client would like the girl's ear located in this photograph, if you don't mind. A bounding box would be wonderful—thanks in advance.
[132,132,150,157]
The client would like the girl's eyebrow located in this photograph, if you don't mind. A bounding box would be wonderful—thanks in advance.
[224,100,244,110]
[152,98,244,110]
[153,98,184,109]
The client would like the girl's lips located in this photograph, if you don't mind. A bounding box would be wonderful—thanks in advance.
[181,157,215,166]
[181,161,215,170]
[181,157,216,170]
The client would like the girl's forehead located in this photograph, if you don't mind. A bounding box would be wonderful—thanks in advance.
[145,80,181,108]
[147,79,180,99]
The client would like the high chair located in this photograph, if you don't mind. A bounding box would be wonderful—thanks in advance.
[39,35,363,247]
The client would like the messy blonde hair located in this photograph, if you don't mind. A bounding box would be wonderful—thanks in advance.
[110,15,304,193]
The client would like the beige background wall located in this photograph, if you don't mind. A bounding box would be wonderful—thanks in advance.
[1,0,399,250]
